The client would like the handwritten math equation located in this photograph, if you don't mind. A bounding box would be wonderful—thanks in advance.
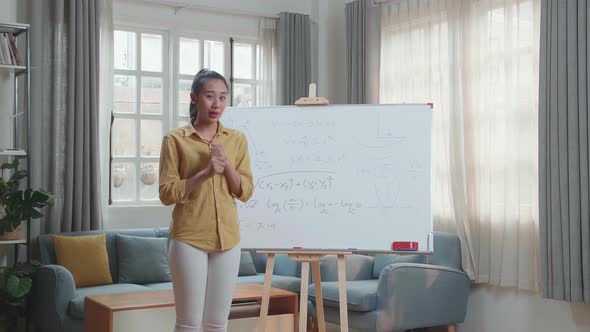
[282,135,336,148]
[254,175,335,192]
[237,197,363,215]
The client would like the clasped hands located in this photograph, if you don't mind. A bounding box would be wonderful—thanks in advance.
[206,139,230,176]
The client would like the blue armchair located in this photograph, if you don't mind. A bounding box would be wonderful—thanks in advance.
[308,232,470,332]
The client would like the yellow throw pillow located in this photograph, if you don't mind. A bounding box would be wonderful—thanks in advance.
[52,234,113,288]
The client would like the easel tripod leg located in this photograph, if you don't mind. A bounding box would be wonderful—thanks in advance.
[299,261,310,332]
[312,261,326,332]
[257,253,275,332]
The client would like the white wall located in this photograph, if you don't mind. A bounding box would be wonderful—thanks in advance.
[461,285,590,332]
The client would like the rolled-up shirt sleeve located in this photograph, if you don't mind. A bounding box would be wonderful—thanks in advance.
[233,133,254,202]
[159,136,188,206]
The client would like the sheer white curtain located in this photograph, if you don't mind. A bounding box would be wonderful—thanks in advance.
[257,17,278,106]
[380,0,540,290]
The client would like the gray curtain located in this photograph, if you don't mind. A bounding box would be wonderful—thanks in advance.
[539,0,589,303]
[278,12,311,105]
[29,0,103,234]
[346,0,366,104]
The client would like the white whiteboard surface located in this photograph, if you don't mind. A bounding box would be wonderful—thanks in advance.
[225,104,433,252]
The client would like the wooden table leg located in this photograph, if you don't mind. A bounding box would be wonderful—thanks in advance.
[337,255,349,332]
[312,261,326,332]
[257,253,275,332]
[299,261,310,332]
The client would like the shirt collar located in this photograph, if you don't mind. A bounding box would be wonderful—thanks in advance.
[182,121,230,137]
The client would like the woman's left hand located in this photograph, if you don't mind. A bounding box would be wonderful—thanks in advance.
[210,140,229,167]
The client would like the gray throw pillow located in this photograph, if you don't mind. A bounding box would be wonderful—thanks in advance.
[116,234,171,284]
[239,251,258,276]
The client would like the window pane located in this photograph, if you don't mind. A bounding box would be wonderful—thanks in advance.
[142,33,162,72]
[234,43,253,79]
[179,38,200,75]
[178,117,189,128]
[233,83,253,107]
[112,162,136,202]
[114,31,136,70]
[178,79,192,117]
[112,118,136,157]
[140,119,162,157]
[113,75,136,113]
[140,162,159,201]
[141,77,162,114]
[256,44,262,80]
[204,40,224,75]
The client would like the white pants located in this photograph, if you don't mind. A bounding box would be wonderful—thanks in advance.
[168,239,241,332]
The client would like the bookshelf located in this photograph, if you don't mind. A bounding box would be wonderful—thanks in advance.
[0,22,31,259]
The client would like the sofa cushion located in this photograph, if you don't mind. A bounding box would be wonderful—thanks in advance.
[68,283,151,319]
[35,229,159,282]
[52,234,113,288]
[237,274,301,294]
[239,252,257,276]
[143,282,173,290]
[319,254,374,282]
[116,234,171,284]
[309,280,378,312]
[372,254,426,279]
[251,253,301,277]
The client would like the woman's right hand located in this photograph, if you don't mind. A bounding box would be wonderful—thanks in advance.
[205,154,225,177]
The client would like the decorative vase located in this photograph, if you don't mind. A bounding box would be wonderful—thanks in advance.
[113,165,127,188]
[140,165,158,185]
[0,224,23,241]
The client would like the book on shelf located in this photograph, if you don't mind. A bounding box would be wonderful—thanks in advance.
[0,32,22,66]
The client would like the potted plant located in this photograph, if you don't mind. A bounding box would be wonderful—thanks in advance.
[0,261,40,332]
[0,159,54,239]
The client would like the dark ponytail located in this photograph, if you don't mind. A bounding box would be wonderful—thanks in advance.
[189,68,229,124]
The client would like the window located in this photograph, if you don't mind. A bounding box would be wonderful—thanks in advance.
[176,36,226,127]
[110,27,273,204]
[112,29,167,203]
[231,39,276,107]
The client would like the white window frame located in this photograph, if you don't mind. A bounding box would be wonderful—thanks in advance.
[111,25,170,206]
[231,37,259,106]
[173,31,231,126]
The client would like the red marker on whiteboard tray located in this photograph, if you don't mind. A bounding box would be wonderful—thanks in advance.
[392,241,419,251]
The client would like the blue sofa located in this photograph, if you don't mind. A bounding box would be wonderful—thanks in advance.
[308,232,470,332]
[32,228,302,332]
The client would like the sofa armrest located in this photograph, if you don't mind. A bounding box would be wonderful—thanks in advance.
[33,264,77,331]
[318,254,374,282]
[376,263,469,331]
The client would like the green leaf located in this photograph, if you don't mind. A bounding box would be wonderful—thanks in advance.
[29,209,43,219]
[5,275,32,299]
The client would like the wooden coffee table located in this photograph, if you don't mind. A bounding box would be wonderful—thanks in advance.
[84,283,298,332]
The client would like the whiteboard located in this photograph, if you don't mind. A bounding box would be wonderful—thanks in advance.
[224,104,433,252]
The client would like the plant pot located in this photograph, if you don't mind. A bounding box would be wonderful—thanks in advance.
[0,225,22,241]
[113,166,127,188]
[140,165,158,186]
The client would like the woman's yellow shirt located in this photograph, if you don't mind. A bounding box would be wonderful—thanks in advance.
[159,122,253,251]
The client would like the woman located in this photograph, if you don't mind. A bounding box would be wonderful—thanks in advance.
[159,69,254,332]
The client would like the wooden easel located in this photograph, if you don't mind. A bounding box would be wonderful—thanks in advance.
[256,250,352,332]
[257,84,348,332]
